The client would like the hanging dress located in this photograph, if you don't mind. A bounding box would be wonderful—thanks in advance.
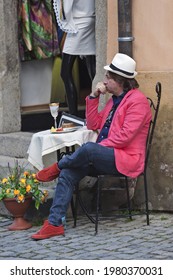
[18,0,60,61]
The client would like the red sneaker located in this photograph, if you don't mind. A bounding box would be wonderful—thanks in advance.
[36,163,60,182]
[31,220,64,240]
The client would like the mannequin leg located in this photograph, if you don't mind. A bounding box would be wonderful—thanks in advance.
[61,53,78,115]
[85,55,96,81]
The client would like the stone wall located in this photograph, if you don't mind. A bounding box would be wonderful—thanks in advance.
[0,0,21,133]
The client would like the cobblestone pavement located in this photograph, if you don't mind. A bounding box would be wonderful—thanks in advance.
[0,212,173,260]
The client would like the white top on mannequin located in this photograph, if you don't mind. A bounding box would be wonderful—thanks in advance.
[53,0,96,55]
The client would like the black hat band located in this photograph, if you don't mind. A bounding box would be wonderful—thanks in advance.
[109,63,134,76]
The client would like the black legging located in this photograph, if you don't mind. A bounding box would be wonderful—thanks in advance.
[61,53,96,115]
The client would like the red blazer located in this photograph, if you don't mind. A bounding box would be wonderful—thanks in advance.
[86,89,152,178]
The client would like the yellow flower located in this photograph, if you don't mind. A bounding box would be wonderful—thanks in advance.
[20,178,26,184]
[23,171,29,177]
[17,195,24,202]
[43,190,48,197]
[34,178,39,183]
[14,189,20,196]
[11,175,15,180]
[26,184,31,193]
[6,189,10,194]
[0,162,48,209]
[2,178,8,184]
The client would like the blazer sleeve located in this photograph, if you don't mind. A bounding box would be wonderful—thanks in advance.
[85,96,110,130]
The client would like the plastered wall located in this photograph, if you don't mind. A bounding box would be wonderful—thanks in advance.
[105,0,173,210]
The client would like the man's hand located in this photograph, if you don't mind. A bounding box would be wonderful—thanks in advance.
[90,82,106,98]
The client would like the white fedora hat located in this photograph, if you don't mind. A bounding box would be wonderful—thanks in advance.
[104,53,137,78]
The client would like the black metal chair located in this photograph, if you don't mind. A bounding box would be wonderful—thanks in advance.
[73,82,161,234]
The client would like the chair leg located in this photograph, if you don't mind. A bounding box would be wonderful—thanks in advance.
[73,184,79,228]
[95,178,100,235]
[144,173,150,225]
[125,177,132,220]
[71,196,75,223]
[78,194,96,224]
[74,183,96,225]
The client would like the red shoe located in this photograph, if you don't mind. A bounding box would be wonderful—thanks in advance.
[31,220,64,240]
[36,163,60,182]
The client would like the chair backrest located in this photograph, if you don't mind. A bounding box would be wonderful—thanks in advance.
[145,82,161,169]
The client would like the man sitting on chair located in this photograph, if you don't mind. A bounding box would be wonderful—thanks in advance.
[31,53,152,240]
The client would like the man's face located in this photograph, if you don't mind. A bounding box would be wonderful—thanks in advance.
[103,71,123,96]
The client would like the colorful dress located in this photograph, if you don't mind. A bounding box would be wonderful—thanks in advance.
[18,0,60,61]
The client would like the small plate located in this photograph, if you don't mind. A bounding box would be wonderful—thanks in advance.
[51,127,80,134]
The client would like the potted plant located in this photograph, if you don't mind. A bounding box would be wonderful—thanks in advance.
[0,161,48,230]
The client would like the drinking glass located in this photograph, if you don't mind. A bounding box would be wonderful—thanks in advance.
[49,103,59,129]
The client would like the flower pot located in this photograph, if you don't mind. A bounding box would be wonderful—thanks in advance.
[3,196,32,230]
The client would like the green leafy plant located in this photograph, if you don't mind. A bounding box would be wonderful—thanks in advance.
[0,162,48,210]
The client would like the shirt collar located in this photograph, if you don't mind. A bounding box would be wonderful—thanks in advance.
[112,92,126,104]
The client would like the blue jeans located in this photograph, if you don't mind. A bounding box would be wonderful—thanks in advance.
[48,142,121,226]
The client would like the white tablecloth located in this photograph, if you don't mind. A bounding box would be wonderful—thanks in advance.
[27,126,98,170]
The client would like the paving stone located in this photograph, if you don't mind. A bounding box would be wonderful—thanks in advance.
[1,213,173,260]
